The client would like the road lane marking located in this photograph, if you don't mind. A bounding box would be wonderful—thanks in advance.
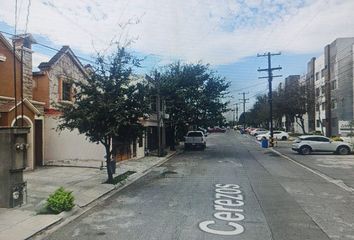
[199,184,245,236]
[272,149,354,193]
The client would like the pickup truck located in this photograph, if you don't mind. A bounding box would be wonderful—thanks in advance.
[184,131,206,150]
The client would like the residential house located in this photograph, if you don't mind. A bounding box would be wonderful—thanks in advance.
[0,33,45,170]
[32,46,106,165]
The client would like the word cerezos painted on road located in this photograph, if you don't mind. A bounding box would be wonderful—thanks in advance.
[199,184,245,236]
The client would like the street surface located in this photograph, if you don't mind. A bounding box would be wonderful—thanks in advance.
[46,131,354,240]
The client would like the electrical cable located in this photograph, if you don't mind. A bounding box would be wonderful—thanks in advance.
[24,0,31,34]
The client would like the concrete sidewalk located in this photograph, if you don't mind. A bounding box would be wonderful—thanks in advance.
[0,150,178,240]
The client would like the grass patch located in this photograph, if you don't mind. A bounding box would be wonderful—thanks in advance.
[111,171,136,185]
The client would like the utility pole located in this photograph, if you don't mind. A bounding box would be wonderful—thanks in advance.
[232,103,238,126]
[236,103,239,125]
[239,92,249,130]
[258,52,282,147]
[155,72,163,157]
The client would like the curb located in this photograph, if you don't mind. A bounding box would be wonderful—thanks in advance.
[270,147,354,194]
[29,149,181,240]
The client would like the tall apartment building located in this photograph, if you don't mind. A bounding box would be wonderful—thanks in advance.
[312,38,354,136]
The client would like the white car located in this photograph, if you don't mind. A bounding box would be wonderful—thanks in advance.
[292,135,352,155]
[250,128,268,136]
[256,131,289,141]
[184,131,206,150]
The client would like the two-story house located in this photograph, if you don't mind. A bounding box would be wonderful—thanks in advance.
[33,46,105,166]
[0,33,45,170]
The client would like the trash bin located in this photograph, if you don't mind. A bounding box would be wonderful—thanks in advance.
[261,137,268,148]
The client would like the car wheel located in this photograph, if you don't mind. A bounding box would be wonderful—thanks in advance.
[281,136,287,140]
[299,146,311,155]
[337,146,350,155]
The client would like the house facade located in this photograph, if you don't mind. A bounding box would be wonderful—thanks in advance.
[33,46,106,166]
[0,33,45,170]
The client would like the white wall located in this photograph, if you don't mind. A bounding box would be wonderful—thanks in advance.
[44,116,105,163]
[136,137,145,159]
[293,113,309,134]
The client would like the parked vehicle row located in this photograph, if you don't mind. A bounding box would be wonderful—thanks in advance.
[243,127,289,141]
[256,131,289,141]
[208,127,226,133]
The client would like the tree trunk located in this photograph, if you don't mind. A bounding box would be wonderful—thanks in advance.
[104,144,114,184]
[295,116,306,134]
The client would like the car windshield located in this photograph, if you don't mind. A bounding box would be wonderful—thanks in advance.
[187,132,203,137]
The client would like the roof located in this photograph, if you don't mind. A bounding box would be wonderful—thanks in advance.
[38,45,87,76]
[0,98,41,115]
[0,33,21,61]
[299,135,328,138]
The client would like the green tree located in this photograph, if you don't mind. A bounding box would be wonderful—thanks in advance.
[57,46,149,183]
[158,62,230,142]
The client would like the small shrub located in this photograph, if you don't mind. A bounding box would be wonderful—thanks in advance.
[331,136,343,142]
[46,187,75,214]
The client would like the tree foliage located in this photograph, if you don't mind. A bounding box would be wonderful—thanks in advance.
[156,62,230,140]
[245,78,308,133]
[57,46,150,183]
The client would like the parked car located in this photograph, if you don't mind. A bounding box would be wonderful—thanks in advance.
[245,127,255,134]
[250,128,268,136]
[184,131,206,150]
[292,135,352,155]
[256,131,289,141]
[208,127,226,133]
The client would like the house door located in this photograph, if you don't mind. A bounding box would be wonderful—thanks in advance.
[34,120,43,167]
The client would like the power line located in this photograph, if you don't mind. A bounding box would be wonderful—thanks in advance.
[0,30,98,65]
[24,0,31,34]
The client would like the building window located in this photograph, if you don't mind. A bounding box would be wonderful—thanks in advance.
[331,99,337,109]
[315,72,319,81]
[330,80,337,90]
[315,103,319,111]
[315,88,320,97]
[321,86,325,94]
[321,102,325,111]
[62,81,72,101]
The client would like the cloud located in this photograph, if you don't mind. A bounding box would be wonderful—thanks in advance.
[0,0,353,65]
[32,52,50,70]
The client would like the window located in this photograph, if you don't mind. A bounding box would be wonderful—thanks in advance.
[315,137,330,142]
[315,88,320,97]
[62,81,72,101]
[315,72,319,80]
[187,131,203,137]
[321,86,325,94]
[321,102,325,111]
[331,99,337,109]
[315,103,319,111]
[330,80,337,90]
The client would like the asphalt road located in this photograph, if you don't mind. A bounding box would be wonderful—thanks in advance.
[46,132,354,240]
